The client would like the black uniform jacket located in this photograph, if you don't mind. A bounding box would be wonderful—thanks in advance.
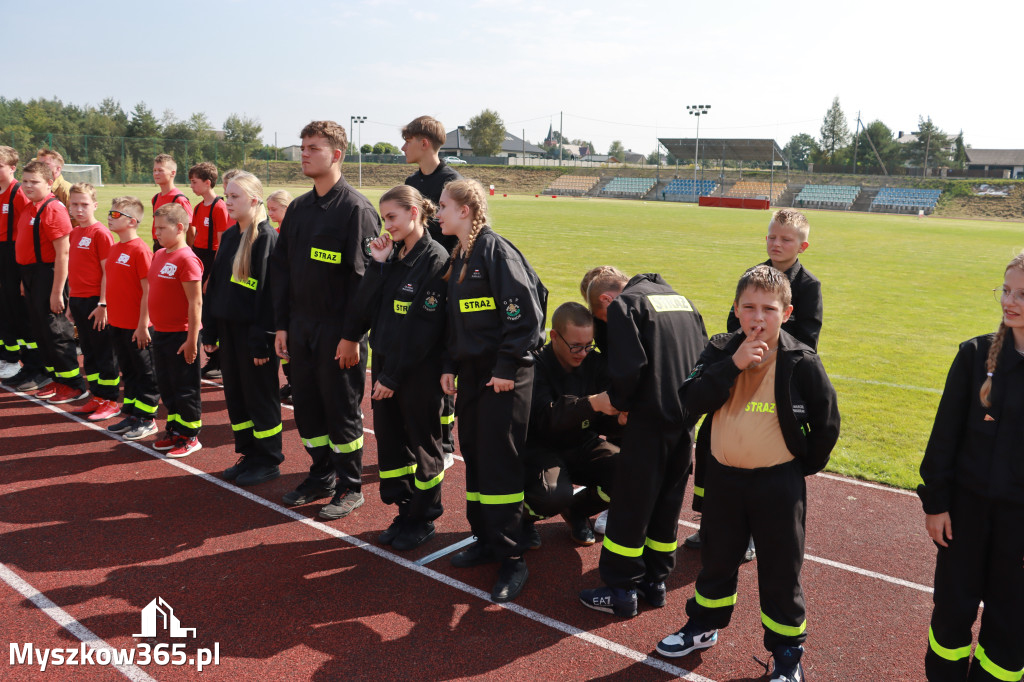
[201,220,277,357]
[684,329,840,476]
[605,273,708,425]
[405,163,462,254]
[343,231,448,391]
[918,332,1024,514]
[726,259,823,351]
[269,177,380,330]
[525,344,620,453]
[442,226,546,381]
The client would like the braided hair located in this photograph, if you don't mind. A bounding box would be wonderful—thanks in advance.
[980,251,1024,407]
[441,179,489,284]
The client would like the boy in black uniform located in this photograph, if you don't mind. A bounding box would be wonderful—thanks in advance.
[402,115,463,462]
[579,269,707,618]
[523,301,620,546]
[271,120,381,519]
[656,265,840,682]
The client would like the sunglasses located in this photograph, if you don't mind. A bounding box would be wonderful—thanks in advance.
[108,210,139,222]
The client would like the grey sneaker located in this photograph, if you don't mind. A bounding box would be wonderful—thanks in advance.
[123,419,158,441]
[318,490,364,520]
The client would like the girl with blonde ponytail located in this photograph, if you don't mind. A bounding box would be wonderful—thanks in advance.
[918,251,1024,681]
[201,171,283,487]
[436,178,548,604]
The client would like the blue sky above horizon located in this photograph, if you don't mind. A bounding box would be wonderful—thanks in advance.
[7,0,1021,156]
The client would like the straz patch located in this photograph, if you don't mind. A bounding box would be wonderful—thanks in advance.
[422,292,440,312]
[648,294,692,313]
[231,274,258,290]
[393,300,410,315]
[311,247,341,264]
[504,298,522,321]
[459,297,495,312]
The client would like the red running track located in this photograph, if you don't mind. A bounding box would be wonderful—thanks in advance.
[0,373,960,681]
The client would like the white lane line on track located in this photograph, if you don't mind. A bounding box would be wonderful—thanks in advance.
[815,472,918,497]
[831,374,943,395]
[2,388,711,682]
[0,562,157,682]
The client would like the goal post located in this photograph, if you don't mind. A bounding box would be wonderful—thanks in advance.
[62,164,103,186]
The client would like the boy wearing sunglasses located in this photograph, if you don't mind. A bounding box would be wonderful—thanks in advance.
[522,301,621,548]
[104,197,160,441]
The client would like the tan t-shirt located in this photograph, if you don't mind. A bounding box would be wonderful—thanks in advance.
[710,349,794,469]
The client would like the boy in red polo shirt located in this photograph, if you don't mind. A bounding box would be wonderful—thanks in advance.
[15,161,89,404]
[150,154,192,251]
[148,203,203,457]
[104,196,160,440]
[0,145,44,388]
[66,183,120,420]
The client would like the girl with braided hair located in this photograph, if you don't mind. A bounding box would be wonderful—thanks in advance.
[437,178,547,603]
[918,251,1024,682]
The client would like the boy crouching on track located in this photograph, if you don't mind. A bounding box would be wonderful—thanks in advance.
[656,265,840,682]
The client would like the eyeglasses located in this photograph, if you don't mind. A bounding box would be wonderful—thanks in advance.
[557,335,596,355]
[993,286,1024,306]
[108,210,139,222]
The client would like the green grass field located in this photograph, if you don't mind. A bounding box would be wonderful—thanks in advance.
[92,183,1022,490]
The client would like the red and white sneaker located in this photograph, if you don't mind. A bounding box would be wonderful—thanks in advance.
[48,384,90,405]
[87,399,122,422]
[72,396,104,414]
[34,383,59,400]
[167,436,202,458]
[152,432,179,451]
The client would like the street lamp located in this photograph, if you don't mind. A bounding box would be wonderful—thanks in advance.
[687,105,711,201]
[351,115,367,187]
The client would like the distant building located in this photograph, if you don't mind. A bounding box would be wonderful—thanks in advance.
[280,145,302,162]
[440,127,545,159]
[965,149,1024,179]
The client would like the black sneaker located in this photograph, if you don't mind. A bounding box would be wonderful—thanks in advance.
[282,481,336,506]
[236,463,281,487]
[744,536,756,563]
[524,520,542,550]
[280,383,293,405]
[450,540,500,568]
[107,415,138,435]
[201,355,221,379]
[637,580,667,608]
[391,521,435,551]
[683,531,701,549]
[378,517,404,545]
[222,455,250,481]
[318,489,364,519]
[769,645,804,681]
[579,585,638,618]
[491,556,528,603]
[656,622,718,658]
[3,367,30,387]
[563,513,596,546]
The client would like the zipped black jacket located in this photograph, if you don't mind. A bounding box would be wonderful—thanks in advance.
[726,258,823,351]
[269,177,380,329]
[918,332,1024,514]
[684,329,840,476]
[442,227,546,380]
[343,231,448,390]
[201,220,277,357]
[605,273,708,425]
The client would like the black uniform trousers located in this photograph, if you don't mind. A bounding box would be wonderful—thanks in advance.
[926,486,1024,682]
[524,437,618,520]
[110,326,159,420]
[19,263,86,390]
[686,457,807,652]
[599,417,690,589]
[219,320,282,465]
[371,353,444,523]
[441,393,456,455]
[0,244,39,367]
[288,316,367,492]
[456,360,532,558]
[151,330,202,437]
[194,247,219,369]
[69,296,120,400]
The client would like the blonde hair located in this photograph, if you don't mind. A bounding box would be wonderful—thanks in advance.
[441,179,489,284]
[36,148,65,166]
[379,185,436,226]
[221,168,242,192]
[69,182,97,202]
[153,153,177,171]
[267,190,293,210]
[770,207,810,242]
[586,269,629,310]
[226,171,268,283]
[0,146,19,167]
[580,265,624,299]
[980,251,1024,407]
[112,196,144,222]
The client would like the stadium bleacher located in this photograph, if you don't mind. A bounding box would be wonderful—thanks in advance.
[794,184,861,210]
[661,179,717,202]
[870,188,942,214]
[600,177,657,197]
[545,175,600,195]
[728,180,786,203]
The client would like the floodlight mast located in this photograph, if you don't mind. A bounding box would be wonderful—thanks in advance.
[351,115,367,187]
[687,105,711,201]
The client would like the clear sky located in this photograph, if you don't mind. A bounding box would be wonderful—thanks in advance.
[6,0,1021,156]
